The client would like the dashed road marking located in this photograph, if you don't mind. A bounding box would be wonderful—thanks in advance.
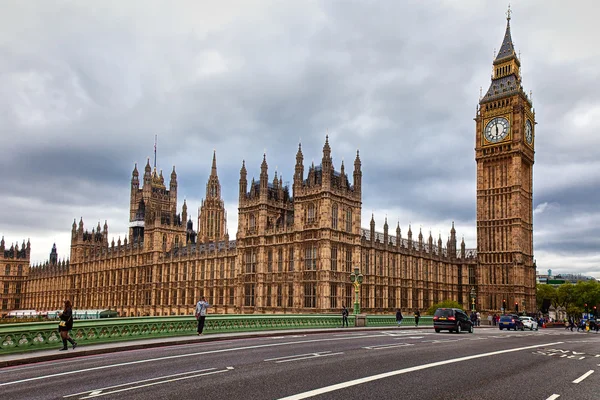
[572,370,594,384]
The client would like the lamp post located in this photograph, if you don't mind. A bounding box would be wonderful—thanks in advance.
[470,287,476,312]
[349,267,364,315]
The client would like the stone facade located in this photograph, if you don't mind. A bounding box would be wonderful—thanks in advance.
[9,12,535,317]
[0,238,30,312]
[474,11,537,313]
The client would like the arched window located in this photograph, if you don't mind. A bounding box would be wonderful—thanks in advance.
[307,203,316,223]
[346,209,352,232]
[17,265,23,276]
[174,236,180,248]
[249,214,256,231]
[331,204,338,229]
[162,234,167,250]
[4,265,9,276]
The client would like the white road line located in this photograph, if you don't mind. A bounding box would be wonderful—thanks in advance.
[572,370,594,383]
[265,351,334,361]
[78,367,233,399]
[363,343,413,350]
[546,394,560,399]
[63,368,216,397]
[277,341,564,400]
[274,353,344,363]
[0,334,383,387]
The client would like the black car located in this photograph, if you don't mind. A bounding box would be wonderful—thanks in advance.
[433,308,474,333]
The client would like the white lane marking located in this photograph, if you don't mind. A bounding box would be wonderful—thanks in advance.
[546,394,560,400]
[572,370,594,383]
[63,368,216,397]
[79,367,233,399]
[277,341,564,400]
[274,353,344,363]
[0,334,385,387]
[264,351,332,361]
[401,337,424,339]
[363,343,413,350]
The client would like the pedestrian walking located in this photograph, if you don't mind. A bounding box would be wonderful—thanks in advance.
[414,309,421,327]
[341,305,349,327]
[195,296,211,335]
[395,309,403,327]
[58,300,77,351]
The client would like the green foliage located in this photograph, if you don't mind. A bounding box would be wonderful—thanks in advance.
[426,300,464,315]
[537,279,600,318]
[536,284,556,310]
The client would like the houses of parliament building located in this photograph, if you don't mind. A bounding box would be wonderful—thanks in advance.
[1,12,537,317]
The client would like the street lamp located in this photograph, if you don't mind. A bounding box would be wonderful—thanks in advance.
[469,287,476,312]
[349,267,364,315]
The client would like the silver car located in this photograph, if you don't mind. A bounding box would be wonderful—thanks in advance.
[519,316,539,331]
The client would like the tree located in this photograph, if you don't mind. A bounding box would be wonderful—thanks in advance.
[426,300,464,315]
[536,284,556,311]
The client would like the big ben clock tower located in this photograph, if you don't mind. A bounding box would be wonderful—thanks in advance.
[475,7,536,313]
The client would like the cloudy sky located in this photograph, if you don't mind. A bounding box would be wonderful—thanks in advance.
[1,1,599,277]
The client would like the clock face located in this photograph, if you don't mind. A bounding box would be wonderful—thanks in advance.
[525,120,533,144]
[484,117,510,143]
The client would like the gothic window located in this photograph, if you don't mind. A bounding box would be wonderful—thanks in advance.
[249,214,256,231]
[4,265,9,276]
[266,285,272,307]
[229,258,235,277]
[244,283,255,306]
[277,284,283,307]
[332,204,338,229]
[345,247,352,272]
[174,236,180,248]
[288,247,295,271]
[3,283,8,294]
[304,245,317,270]
[345,284,353,308]
[245,251,256,273]
[278,248,283,272]
[17,265,22,276]
[331,246,338,271]
[267,249,273,272]
[365,251,370,275]
[304,283,316,308]
[220,260,225,279]
[229,287,234,305]
[208,212,214,237]
[307,203,316,224]
[162,235,167,250]
[288,284,294,307]
[330,283,337,309]
[346,209,352,232]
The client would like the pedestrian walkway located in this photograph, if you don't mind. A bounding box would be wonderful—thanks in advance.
[1,325,460,368]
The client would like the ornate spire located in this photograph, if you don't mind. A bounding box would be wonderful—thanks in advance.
[211,150,217,177]
[132,163,139,177]
[495,5,515,62]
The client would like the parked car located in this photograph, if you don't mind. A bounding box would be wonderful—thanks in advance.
[499,314,525,331]
[433,308,474,333]
[519,316,539,331]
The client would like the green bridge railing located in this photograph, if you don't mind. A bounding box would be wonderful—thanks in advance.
[0,315,432,355]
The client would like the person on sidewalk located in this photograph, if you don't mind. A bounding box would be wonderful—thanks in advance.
[341,305,349,327]
[414,309,421,327]
[58,300,77,351]
[195,296,211,335]
[396,309,403,327]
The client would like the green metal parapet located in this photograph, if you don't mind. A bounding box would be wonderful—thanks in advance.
[0,314,432,354]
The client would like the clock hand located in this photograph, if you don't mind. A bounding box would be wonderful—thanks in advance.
[495,125,499,136]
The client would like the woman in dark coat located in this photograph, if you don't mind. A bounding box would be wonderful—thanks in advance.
[58,300,77,351]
